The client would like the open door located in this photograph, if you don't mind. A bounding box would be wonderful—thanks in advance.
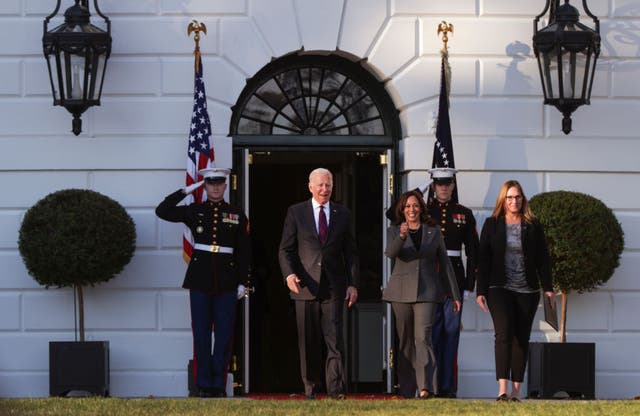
[232,149,390,394]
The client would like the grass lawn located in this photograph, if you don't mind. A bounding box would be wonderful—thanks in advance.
[2,397,640,416]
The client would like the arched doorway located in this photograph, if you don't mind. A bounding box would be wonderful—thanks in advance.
[228,49,401,394]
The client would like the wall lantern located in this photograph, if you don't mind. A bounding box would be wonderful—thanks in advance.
[533,0,600,134]
[43,0,111,136]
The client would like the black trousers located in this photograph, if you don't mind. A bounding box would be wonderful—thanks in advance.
[487,287,540,382]
[294,295,345,397]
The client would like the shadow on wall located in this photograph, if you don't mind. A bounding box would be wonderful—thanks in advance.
[481,41,542,217]
[602,4,640,57]
[501,41,534,96]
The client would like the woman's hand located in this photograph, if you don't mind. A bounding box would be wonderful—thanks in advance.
[453,300,462,313]
[476,295,489,312]
[399,222,408,240]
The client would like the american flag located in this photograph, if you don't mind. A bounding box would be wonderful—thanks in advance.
[428,49,459,204]
[183,56,214,262]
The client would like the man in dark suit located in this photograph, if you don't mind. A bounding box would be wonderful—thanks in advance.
[278,167,359,399]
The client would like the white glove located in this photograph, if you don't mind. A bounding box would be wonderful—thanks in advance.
[417,179,433,195]
[237,284,246,300]
[463,290,472,300]
[183,180,204,194]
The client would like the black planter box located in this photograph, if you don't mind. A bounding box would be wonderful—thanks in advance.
[49,341,109,397]
[527,342,595,399]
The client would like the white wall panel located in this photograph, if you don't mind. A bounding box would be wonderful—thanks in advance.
[0,211,22,249]
[368,17,417,78]
[102,59,162,96]
[161,0,246,14]
[111,18,219,56]
[613,294,640,331]
[420,17,532,56]
[613,62,640,97]
[394,0,475,15]
[0,294,20,330]
[162,57,246,106]
[0,0,20,15]
[0,254,38,290]
[339,0,387,58]
[251,0,300,57]
[160,291,191,330]
[0,60,20,95]
[547,173,640,210]
[221,18,272,77]
[294,0,343,51]
[83,289,158,330]
[23,290,76,331]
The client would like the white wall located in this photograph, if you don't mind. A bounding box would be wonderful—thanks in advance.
[1,0,639,398]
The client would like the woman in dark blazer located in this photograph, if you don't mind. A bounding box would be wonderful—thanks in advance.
[383,190,461,399]
[476,180,555,402]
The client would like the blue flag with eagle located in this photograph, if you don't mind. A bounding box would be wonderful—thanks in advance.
[427,48,459,204]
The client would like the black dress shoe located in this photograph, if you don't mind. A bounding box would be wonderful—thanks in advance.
[496,393,509,402]
[305,393,317,400]
[198,387,225,398]
[437,391,457,399]
[510,396,521,402]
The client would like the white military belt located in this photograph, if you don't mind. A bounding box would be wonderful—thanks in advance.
[447,250,462,257]
[194,243,234,254]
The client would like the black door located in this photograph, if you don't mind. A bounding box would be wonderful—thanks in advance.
[234,150,385,394]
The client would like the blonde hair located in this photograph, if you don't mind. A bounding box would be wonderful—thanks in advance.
[491,180,536,222]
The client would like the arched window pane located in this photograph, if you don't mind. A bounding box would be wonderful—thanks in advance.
[237,62,386,136]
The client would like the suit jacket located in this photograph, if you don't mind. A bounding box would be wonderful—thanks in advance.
[278,199,359,300]
[155,190,251,293]
[382,224,460,303]
[476,216,553,297]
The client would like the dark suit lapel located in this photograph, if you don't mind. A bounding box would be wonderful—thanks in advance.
[303,200,316,238]
[324,202,339,244]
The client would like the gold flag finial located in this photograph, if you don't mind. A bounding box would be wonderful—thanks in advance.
[437,21,454,51]
[187,20,207,73]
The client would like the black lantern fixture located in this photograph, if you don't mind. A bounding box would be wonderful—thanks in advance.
[533,0,600,134]
[43,0,111,136]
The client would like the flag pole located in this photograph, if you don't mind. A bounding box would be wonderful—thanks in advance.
[187,20,207,74]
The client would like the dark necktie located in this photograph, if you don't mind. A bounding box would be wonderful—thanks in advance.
[318,205,328,244]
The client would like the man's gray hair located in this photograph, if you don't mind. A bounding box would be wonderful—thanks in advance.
[309,167,333,183]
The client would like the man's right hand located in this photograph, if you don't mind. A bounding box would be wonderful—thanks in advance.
[183,180,204,194]
[286,274,301,294]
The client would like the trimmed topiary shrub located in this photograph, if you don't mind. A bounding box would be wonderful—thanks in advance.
[18,189,136,341]
[529,191,624,342]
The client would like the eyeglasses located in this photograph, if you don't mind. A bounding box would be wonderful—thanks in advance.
[506,195,523,201]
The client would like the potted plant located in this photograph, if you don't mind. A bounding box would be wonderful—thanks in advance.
[526,190,624,399]
[18,189,136,396]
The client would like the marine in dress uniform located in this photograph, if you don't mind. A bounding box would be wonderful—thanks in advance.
[427,167,479,398]
[155,167,251,398]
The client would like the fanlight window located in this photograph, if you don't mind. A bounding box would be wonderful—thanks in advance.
[237,66,385,135]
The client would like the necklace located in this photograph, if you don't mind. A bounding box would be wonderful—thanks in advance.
[408,225,421,234]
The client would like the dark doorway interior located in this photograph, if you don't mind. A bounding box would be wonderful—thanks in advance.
[241,150,384,394]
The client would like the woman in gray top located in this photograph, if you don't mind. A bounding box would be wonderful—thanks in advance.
[383,190,461,398]
[476,180,554,402]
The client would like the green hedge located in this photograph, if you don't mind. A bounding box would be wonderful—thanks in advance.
[18,189,136,288]
[529,191,624,294]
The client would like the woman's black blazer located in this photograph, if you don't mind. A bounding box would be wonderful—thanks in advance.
[477,215,553,297]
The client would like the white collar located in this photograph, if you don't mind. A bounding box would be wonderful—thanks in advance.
[311,199,329,209]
